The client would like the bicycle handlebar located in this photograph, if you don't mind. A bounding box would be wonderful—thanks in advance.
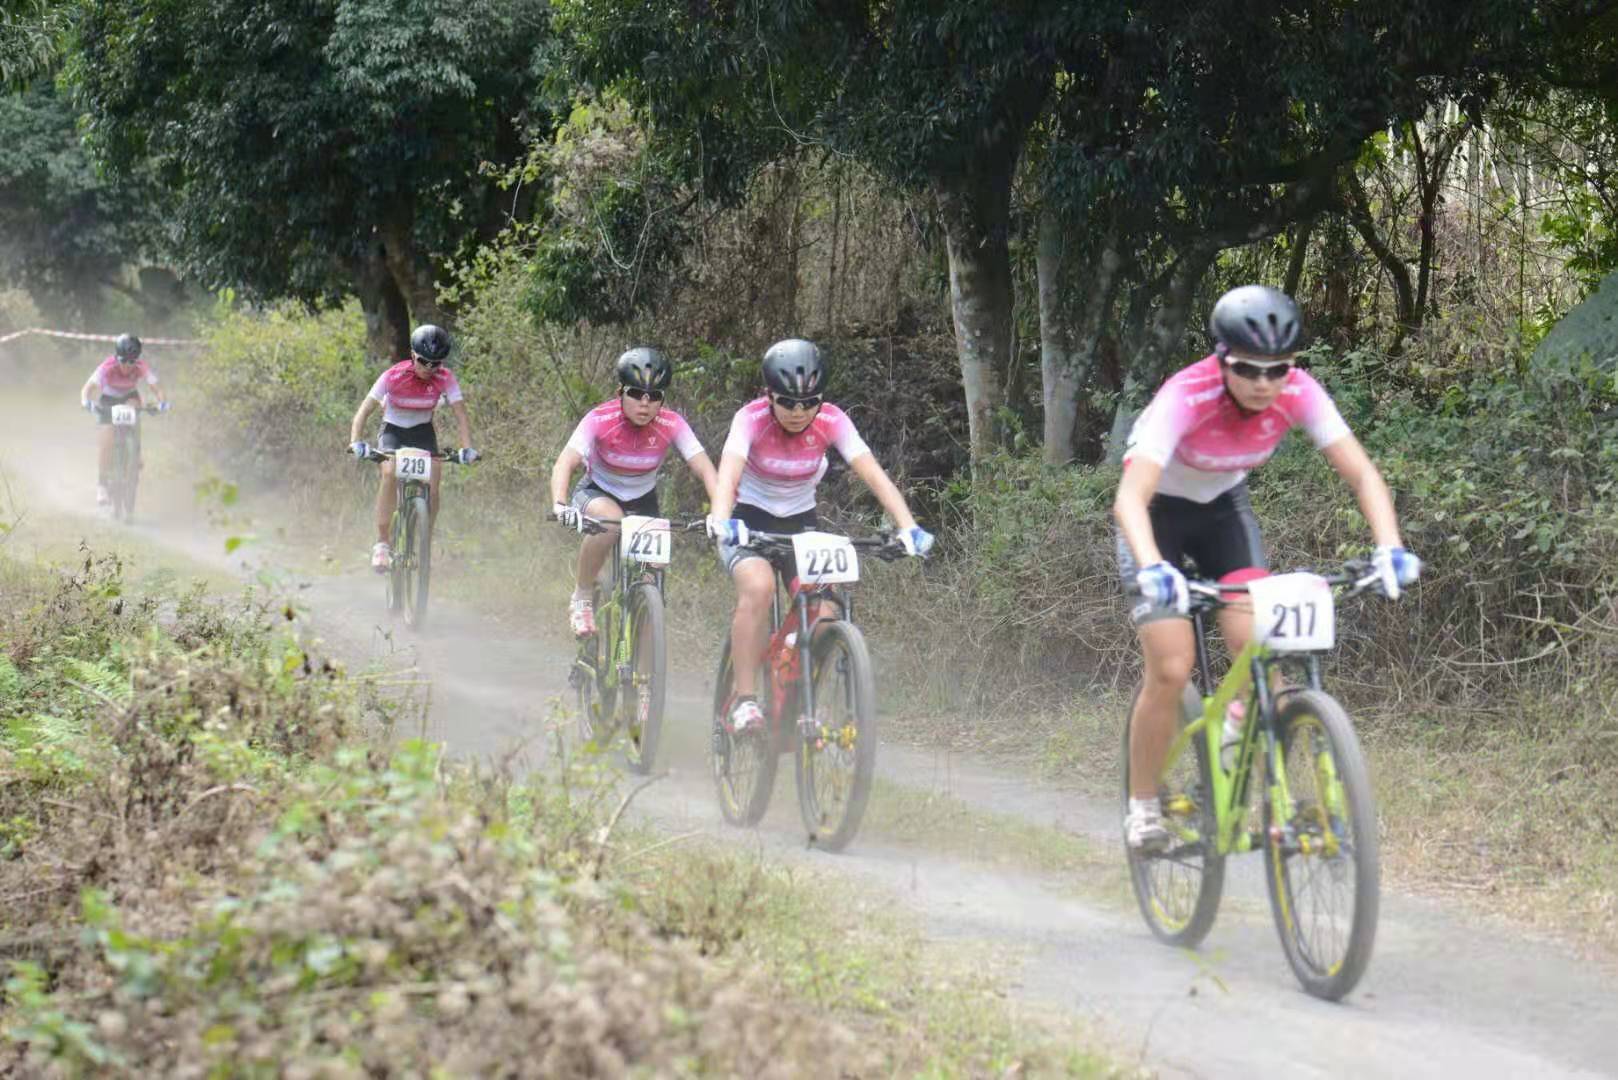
[1186,558,1382,610]
[346,448,475,463]
[561,513,708,536]
[742,529,908,562]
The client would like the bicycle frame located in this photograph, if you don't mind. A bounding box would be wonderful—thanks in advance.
[572,514,700,701]
[1159,568,1370,857]
[759,573,849,749]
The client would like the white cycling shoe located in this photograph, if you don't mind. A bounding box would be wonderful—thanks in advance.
[371,542,392,574]
[728,696,765,735]
[1124,797,1170,852]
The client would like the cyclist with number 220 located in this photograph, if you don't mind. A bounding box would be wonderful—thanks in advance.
[1114,285,1422,852]
[549,347,719,637]
[706,339,934,737]
[347,325,479,573]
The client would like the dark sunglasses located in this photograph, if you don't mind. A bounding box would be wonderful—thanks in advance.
[623,387,665,403]
[772,393,823,411]
[1226,359,1293,382]
[412,354,443,368]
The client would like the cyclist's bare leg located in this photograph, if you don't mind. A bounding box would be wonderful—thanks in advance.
[96,425,114,487]
[1129,617,1196,800]
[373,462,395,543]
[729,556,774,698]
[575,496,623,591]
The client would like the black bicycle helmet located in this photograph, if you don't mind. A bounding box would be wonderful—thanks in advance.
[615,346,673,392]
[1209,285,1303,357]
[409,324,451,361]
[114,333,142,360]
[762,338,825,397]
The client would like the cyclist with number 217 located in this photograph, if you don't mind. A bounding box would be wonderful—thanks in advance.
[347,325,479,573]
[1114,285,1422,852]
[707,339,934,737]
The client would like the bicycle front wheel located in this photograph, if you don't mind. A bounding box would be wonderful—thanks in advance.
[1263,689,1380,1001]
[112,428,138,522]
[1123,683,1226,948]
[794,620,876,852]
[401,495,431,629]
[621,584,667,775]
[710,636,777,827]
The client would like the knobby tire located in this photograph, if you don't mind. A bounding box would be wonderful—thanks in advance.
[1124,683,1227,948]
[794,620,877,853]
[710,636,778,827]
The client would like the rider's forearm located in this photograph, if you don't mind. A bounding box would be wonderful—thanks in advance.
[710,455,745,521]
[1349,469,1404,549]
[549,450,579,506]
[451,401,471,449]
[1113,463,1165,566]
[850,454,916,530]
[688,453,720,506]
[349,398,377,443]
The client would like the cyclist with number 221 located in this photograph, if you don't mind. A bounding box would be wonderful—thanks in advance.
[78,333,169,512]
[548,347,720,636]
[706,339,934,736]
[1114,285,1423,852]
[347,325,479,572]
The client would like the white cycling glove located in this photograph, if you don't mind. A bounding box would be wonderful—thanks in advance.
[897,526,935,558]
[1372,545,1421,600]
[705,514,749,546]
[553,502,582,531]
[349,440,370,459]
[456,447,480,465]
[1136,561,1190,616]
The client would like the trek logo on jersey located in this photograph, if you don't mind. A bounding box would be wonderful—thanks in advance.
[758,455,821,476]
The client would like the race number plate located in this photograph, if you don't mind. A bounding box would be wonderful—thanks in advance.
[1248,572,1335,652]
[393,447,434,481]
[109,404,138,426]
[620,515,671,566]
[791,531,860,585]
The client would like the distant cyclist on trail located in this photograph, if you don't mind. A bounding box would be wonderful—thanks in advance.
[78,333,169,513]
[549,347,719,637]
[705,338,933,736]
[1114,285,1422,851]
[347,324,479,572]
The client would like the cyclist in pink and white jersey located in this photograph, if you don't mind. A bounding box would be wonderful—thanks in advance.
[347,324,479,572]
[77,333,169,512]
[705,338,933,735]
[548,347,719,637]
[1114,285,1422,851]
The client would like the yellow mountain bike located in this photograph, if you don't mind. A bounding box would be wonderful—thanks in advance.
[1124,558,1386,1001]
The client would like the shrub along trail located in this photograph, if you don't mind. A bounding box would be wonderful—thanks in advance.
[4,392,1615,1078]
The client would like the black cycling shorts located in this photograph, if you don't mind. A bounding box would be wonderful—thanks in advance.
[378,421,439,454]
[571,480,660,518]
[1116,483,1267,624]
[720,502,819,575]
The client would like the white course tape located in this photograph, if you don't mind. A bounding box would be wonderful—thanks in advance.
[0,327,203,346]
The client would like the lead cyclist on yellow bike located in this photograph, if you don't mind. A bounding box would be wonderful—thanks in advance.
[1114,285,1422,851]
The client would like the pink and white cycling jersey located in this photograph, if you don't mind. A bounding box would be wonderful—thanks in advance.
[1124,354,1351,503]
[565,398,705,501]
[88,356,158,399]
[366,360,463,428]
[721,397,871,516]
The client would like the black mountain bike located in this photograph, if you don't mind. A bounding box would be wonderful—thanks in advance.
[103,402,164,522]
[357,446,470,630]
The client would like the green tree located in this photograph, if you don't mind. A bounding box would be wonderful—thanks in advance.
[72,0,558,359]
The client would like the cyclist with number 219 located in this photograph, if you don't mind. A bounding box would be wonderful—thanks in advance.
[707,339,934,737]
[1114,285,1422,852]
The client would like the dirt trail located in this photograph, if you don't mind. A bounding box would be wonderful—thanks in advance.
[4,388,1615,1078]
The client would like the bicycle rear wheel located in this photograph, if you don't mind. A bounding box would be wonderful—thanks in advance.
[620,584,666,774]
[710,636,777,827]
[401,495,431,629]
[1124,683,1226,947]
[794,620,876,852]
[1263,689,1379,1001]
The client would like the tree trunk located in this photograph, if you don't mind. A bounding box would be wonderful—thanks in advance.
[935,164,1017,459]
[344,238,410,363]
[1284,216,1315,298]
[1037,208,1121,465]
[378,200,444,329]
